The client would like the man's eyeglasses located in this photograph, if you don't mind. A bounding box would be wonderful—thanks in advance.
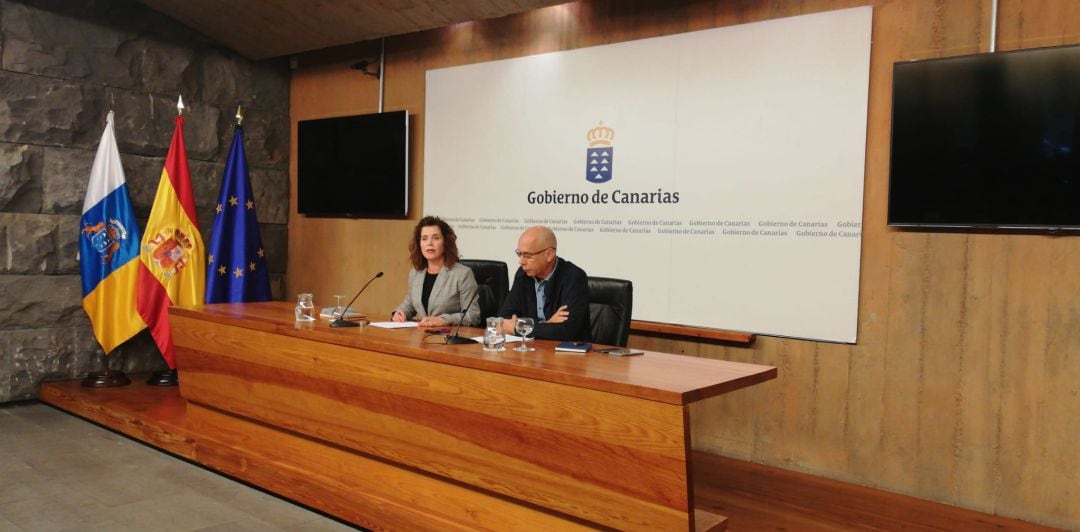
[514,247,552,260]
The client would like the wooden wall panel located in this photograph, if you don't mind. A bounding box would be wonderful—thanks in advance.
[956,233,1001,512]
[288,1,1080,528]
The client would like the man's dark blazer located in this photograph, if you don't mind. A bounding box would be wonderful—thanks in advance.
[498,257,591,342]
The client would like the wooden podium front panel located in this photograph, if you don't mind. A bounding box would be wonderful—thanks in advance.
[183,402,592,531]
[172,313,693,530]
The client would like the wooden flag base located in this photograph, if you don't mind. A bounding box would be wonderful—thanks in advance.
[81,354,130,388]
[146,369,178,387]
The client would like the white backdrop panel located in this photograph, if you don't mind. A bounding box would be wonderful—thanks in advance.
[424,7,871,342]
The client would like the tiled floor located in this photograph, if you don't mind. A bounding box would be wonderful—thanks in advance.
[0,402,358,532]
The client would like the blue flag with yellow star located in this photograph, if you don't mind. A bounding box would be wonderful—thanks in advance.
[206,126,272,303]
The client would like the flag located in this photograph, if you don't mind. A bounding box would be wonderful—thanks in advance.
[137,114,205,369]
[206,126,272,303]
[79,111,147,354]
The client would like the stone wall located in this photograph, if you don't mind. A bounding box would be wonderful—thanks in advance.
[0,0,290,402]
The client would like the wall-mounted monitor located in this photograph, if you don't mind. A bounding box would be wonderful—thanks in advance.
[888,45,1080,231]
[297,110,409,218]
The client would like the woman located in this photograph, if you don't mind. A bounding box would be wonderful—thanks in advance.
[391,216,481,327]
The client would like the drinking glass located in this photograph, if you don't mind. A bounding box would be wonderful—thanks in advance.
[514,317,535,352]
[483,317,506,351]
[294,293,315,321]
[332,294,346,319]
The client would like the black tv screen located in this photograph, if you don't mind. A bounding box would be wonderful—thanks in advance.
[888,45,1080,230]
[298,110,409,218]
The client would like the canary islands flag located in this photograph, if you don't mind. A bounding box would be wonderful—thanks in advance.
[206,126,272,303]
[137,114,205,369]
[79,111,147,354]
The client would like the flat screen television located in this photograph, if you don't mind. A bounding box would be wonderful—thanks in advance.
[297,110,409,218]
[888,44,1080,231]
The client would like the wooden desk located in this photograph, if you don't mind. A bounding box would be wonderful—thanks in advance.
[169,302,776,531]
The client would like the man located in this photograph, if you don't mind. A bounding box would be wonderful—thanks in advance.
[498,226,590,342]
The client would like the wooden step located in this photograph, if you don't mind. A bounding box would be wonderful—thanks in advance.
[39,379,1055,531]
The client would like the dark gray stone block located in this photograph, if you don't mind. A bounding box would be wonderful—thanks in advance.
[56,214,81,275]
[0,0,208,93]
[0,71,104,148]
[241,109,290,169]
[0,0,131,87]
[41,145,95,214]
[118,152,164,218]
[8,327,98,400]
[261,223,287,274]
[269,272,285,301]
[181,51,286,111]
[0,142,43,213]
[117,34,194,94]
[189,158,226,230]
[182,49,251,108]
[251,60,290,108]
[181,101,223,161]
[0,213,77,275]
[188,158,225,205]
[0,331,12,400]
[0,275,83,330]
[250,166,289,225]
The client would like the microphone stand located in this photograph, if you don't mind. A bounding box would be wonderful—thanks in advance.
[331,271,383,328]
[445,288,481,344]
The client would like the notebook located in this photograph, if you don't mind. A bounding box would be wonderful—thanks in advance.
[554,341,591,353]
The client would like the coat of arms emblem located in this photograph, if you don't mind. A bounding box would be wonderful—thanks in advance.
[82,218,129,264]
[585,122,615,184]
[144,228,195,279]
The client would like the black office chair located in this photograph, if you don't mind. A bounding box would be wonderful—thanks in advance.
[587,277,633,347]
[459,259,509,321]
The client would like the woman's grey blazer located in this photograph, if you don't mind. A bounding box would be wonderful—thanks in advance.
[393,262,481,326]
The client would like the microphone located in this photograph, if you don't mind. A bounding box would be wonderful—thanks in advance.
[330,271,383,328]
[445,288,481,344]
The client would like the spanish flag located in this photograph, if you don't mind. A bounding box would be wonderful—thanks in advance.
[80,111,147,354]
[137,114,205,369]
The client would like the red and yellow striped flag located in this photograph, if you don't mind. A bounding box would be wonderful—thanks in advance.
[137,115,205,368]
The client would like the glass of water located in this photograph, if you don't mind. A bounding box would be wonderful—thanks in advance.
[483,317,506,351]
[514,317,535,351]
[332,294,346,319]
[294,293,315,321]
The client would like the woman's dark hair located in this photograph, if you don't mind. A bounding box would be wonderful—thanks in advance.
[408,216,459,270]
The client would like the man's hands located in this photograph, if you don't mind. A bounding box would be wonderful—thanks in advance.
[502,316,518,334]
[502,305,569,334]
[545,305,569,324]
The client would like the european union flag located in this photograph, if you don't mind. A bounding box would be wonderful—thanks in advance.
[205,126,272,303]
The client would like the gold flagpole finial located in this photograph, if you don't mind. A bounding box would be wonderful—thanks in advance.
[177,95,185,116]
[235,105,244,126]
